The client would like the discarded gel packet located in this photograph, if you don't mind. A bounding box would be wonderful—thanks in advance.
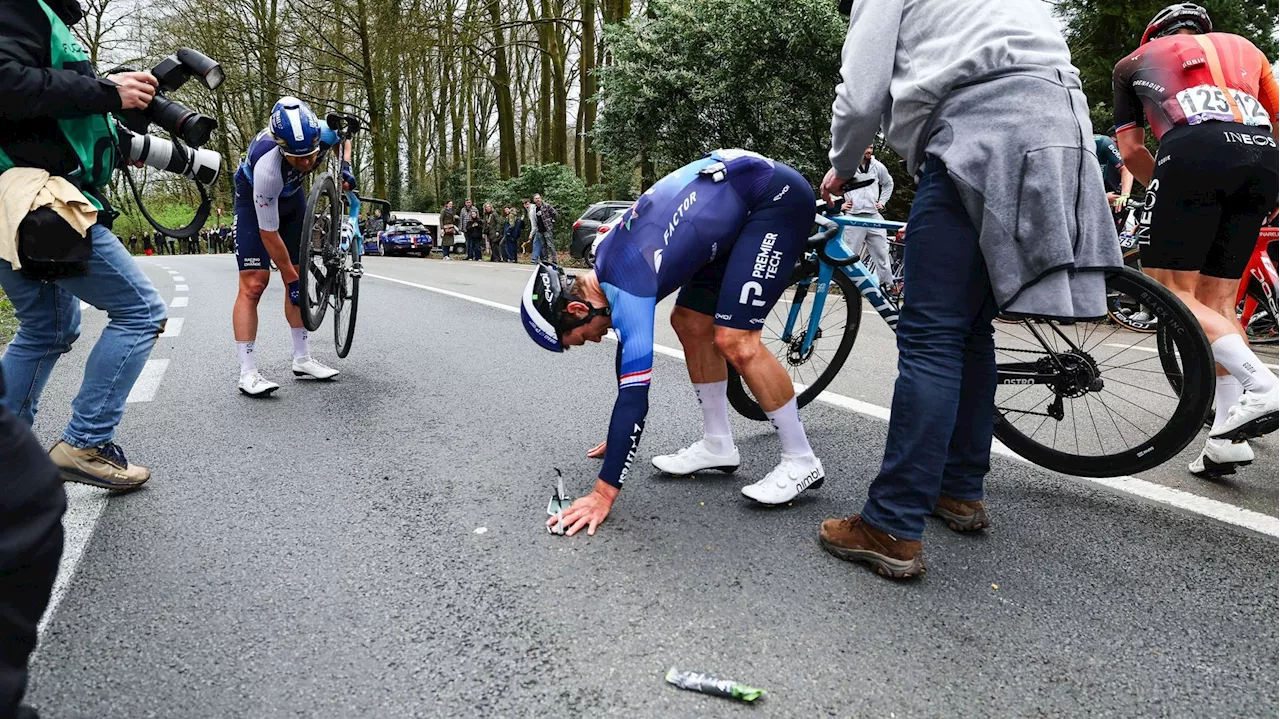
[664,667,765,703]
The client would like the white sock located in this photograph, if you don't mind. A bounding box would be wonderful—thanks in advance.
[693,380,732,437]
[702,433,734,455]
[237,341,256,376]
[764,396,813,457]
[1209,374,1244,448]
[1211,334,1277,394]
[291,327,310,360]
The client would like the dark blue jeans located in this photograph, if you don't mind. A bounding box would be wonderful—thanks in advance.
[860,158,999,541]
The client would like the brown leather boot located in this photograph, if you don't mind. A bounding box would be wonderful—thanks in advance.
[931,495,991,533]
[819,515,924,579]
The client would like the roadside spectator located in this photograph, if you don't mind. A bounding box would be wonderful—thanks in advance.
[0,368,66,719]
[483,202,504,261]
[128,232,138,254]
[816,0,1121,579]
[523,197,536,260]
[143,231,154,255]
[531,192,558,264]
[841,144,895,292]
[462,199,482,260]
[440,200,457,260]
[153,229,165,255]
[503,206,523,263]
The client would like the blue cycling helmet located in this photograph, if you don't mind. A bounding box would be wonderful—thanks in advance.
[270,96,322,157]
[521,263,568,352]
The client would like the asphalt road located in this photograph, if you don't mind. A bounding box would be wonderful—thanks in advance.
[21,254,1280,718]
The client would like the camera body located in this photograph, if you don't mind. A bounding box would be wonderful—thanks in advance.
[114,48,224,148]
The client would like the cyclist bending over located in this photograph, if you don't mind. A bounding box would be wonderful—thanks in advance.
[232,96,358,396]
[522,150,825,536]
[1113,4,1280,475]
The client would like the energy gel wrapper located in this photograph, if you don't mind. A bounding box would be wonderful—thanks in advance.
[664,667,765,703]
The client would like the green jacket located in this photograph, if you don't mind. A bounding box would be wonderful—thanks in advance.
[483,211,503,239]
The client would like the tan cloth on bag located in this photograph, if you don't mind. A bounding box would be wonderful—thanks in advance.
[0,167,98,270]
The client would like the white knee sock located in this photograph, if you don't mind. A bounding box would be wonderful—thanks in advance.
[237,341,256,376]
[693,381,733,452]
[1211,334,1278,394]
[1209,374,1245,447]
[765,396,813,457]
[291,327,310,360]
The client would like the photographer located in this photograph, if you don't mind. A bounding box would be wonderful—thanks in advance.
[0,0,166,490]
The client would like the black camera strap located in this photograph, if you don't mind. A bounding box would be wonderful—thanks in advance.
[113,133,211,240]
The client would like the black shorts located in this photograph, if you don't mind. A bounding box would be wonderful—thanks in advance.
[1139,122,1279,279]
[234,176,305,272]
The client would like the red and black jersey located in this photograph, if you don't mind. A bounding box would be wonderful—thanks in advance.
[1113,32,1278,140]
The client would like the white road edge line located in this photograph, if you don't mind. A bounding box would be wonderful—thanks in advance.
[159,317,184,337]
[37,485,108,640]
[126,358,170,402]
[364,271,1278,538]
[1103,343,1279,370]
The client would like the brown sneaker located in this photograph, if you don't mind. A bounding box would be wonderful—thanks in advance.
[49,441,150,491]
[931,496,990,533]
[819,515,925,579]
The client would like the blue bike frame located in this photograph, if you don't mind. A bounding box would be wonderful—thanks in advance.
[789,214,906,356]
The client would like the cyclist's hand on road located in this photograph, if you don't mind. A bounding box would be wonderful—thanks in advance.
[287,280,300,306]
[820,168,848,206]
[586,440,607,459]
[546,480,618,536]
[107,72,158,110]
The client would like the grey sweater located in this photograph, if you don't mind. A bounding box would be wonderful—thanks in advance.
[842,156,894,215]
[829,0,1122,319]
[829,0,1073,176]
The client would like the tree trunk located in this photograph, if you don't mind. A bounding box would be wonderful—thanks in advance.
[486,0,518,178]
[549,0,569,164]
[354,0,387,198]
[580,0,598,184]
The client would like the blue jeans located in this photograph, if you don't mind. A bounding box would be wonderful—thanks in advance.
[860,158,999,541]
[0,223,167,448]
[532,230,555,263]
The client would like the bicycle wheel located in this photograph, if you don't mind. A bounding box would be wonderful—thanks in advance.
[334,231,360,358]
[300,174,341,332]
[727,263,862,420]
[992,267,1213,477]
[1243,282,1278,344]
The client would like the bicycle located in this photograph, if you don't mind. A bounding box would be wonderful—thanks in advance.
[726,208,1215,478]
[1238,227,1278,344]
[298,113,385,358]
[1105,199,1159,333]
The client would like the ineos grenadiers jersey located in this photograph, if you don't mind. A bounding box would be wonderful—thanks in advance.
[1113,33,1278,140]
[234,127,338,232]
[592,149,781,488]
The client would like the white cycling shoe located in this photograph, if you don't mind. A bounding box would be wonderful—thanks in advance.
[1209,389,1279,441]
[238,371,280,397]
[651,438,740,475]
[1188,439,1254,479]
[292,356,340,380]
[740,453,825,506]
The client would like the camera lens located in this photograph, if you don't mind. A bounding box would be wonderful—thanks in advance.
[177,114,217,148]
[148,94,217,148]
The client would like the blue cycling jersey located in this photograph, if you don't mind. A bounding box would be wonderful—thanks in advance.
[593,149,813,488]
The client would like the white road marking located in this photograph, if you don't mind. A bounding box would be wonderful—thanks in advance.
[166,269,178,274]
[160,318,184,337]
[36,485,108,639]
[125,358,170,402]
[173,276,185,282]
[171,296,189,308]
[365,271,1280,538]
[175,284,189,292]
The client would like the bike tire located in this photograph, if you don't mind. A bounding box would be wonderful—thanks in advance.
[300,174,341,332]
[993,267,1213,477]
[727,264,862,421]
[334,236,360,358]
[1243,282,1278,345]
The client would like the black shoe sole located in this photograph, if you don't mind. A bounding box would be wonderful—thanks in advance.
[56,467,148,491]
[292,372,338,381]
[1189,455,1250,479]
[1210,410,1279,442]
[239,385,280,397]
[656,465,739,476]
[819,537,925,579]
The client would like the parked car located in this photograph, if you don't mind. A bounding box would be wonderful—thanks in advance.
[571,201,632,261]
[375,218,433,257]
[586,214,625,268]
